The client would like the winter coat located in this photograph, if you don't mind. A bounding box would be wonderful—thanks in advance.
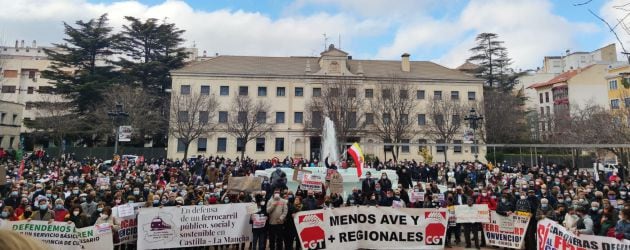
[266,197,288,225]
[616,220,630,240]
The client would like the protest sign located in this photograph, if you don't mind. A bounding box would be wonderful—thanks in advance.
[538,219,630,249]
[300,174,323,192]
[96,177,110,187]
[226,176,262,193]
[410,192,425,203]
[2,220,113,250]
[292,169,312,183]
[329,172,344,194]
[482,211,529,249]
[447,206,457,227]
[112,202,144,245]
[252,214,267,229]
[294,206,448,249]
[137,204,252,249]
[454,204,490,223]
[117,203,135,218]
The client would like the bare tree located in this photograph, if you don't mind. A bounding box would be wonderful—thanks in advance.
[305,78,365,153]
[226,93,272,160]
[26,94,80,156]
[169,92,219,160]
[368,77,416,162]
[424,97,469,162]
[92,85,164,145]
[483,89,530,143]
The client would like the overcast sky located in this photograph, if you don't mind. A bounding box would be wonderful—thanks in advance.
[0,0,626,70]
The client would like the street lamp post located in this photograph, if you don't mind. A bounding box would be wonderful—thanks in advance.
[464,108,483,161]
[107,104,129,156]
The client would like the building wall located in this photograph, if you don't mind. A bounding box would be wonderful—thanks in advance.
[567,64,609,110]
[516,72,557,110]
[0,101,24,149]
[166,74,486,162]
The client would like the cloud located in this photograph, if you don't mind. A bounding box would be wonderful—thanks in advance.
[600,0,630,54]
[0,0,388,57]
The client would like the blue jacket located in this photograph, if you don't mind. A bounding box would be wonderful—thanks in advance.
[616,220,630,240]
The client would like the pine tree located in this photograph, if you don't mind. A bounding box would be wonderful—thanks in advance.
[42,14,117,113]
[467,33,516,91]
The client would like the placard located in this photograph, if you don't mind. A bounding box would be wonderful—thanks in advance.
[454,204,490,223]
[482,211,529,249]
[226,176,262,193]
[112,202,144,245]
[410,192,425,203]
[300,174,323,192]
[329,172,344,194]
[292,169,312,183]
[252,214,267,229]
[117,203,135,218]
[2,220,113,250]
[137,204,252,249]
[538,219,630,250]
[294,207,448,249]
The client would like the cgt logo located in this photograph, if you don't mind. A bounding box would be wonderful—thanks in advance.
[299,213,326,250]
[298,213,324,225]
[424,212,446,246]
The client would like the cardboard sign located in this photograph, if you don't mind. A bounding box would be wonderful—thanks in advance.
[227,176,263,193]
[329,172,344,194]
[300,174,323,192]
[292,169,312,183]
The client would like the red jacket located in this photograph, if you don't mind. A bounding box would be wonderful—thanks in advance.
[54,209,68,222]
[476,195,497,210]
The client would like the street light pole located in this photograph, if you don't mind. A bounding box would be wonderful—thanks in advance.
[108,104,129,156]
[464,108,483,161]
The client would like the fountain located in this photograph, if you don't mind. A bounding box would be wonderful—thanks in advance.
[321,116,339,164]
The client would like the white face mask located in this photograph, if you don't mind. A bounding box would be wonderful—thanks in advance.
[73,211,80,216]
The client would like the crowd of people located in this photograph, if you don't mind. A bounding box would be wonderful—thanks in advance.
[0,151,629,250]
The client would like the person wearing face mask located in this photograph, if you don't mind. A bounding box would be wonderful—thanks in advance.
[619,187,628,202]
[283,192,300,250]
[4,188,20,209]
[89,202,105,225]
[1,206,17,221]
[302,191,319,211]
[266,189,288,250]
[615,208,630,240]
[52,199,68,222]
[575,207,594,235]
[250,199,269,250]
[65,205,89,228]
[536,198,557,221]
[378,173,392,192]
[28,199,54,223]
[361,172,376,200]
[588,201,603,235]
[496,192,515,216]
[397,166,413,190]
[476,189,497,211]
[94,206,120,231]
[80,194,97,217]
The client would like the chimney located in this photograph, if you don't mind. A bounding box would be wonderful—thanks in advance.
[401,53,410,72]
[32,40,37,48]
[21,40,24,48]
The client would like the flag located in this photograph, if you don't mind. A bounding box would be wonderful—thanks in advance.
[593,163,600,182]
[347,143,364,177]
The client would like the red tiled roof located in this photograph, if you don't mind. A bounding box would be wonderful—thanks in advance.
[527,65,594,89]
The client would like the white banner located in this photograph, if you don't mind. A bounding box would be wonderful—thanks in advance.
[482,211,530,249]
[301,174,323,192]
[112,202,144,245]
[294,207,448,250]
[537,219,630,250]
[2,220,113,250]
[137,204,252,250]
[454,204,490,223]
[118,126,132,142]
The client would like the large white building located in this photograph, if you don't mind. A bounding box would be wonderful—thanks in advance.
[167,45,486,162]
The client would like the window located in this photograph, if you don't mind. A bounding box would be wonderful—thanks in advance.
[200,85,210,95]
[238,111,247,124]
[0,113,4,123]
[545,92,550,103]
[256,112,266,123]
[539,93,544,104]
[11,114,17,125]
[38,86,54,94]
[612,99,621,109]
[434,114,444,125]
[178,111,188,122]
[218,111,228,123]
[452,115,460,125]
[468,91,476,101]
[451,91,459,100]
[610,80,619,90]
[1,85,16,93]
[454,140,462,153]
[295,87,304,97]
[399,89,408,99]
[312,111,322,127]
[256,138,265,152]
[258,87,267,96]
[416,90,425,100]
[313,87,322,97]
[365,89,374,98]
[348,88,356,98]
[434,91,442,100]
[365,113,374,125]
[177,139,186,152]
[197,138,207,152]
[625,97,630,107]
[220,86,229,96]
[383,113,391,124]
[417,114,426,126]
[540,107,545,116]
[199,111,209,124]
[9,137,15,149]
[276,112,285,123]
[236,138,245,152]
[180,85,191,95]
[401,114,409,125]
[330,88,339,97]
[436,139,446,153]
[217,138,227,152]
[382,89,392,99]
[545,106,550,116]
[348,111,357,128]
[239,86,248,96]
[25,102,35,110]
[276,87,286,96]
[294,112,303,123]
[27,87,34,94]
[401,139,410,153]
[275,138,285,152]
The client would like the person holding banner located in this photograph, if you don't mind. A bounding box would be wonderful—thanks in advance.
[615,208,630,240]
[462,197,481,249]
[267,188,288,250]
[28,198,53,222]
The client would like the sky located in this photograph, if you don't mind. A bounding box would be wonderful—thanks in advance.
[0,0,628,70]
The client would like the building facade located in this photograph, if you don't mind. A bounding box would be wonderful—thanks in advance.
[606,64,630,124]
[167,45,485,162]
[0,100,24,149]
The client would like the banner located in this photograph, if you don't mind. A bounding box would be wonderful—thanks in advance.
[301,174,323,192]
[2,220,113,250]
[137,204,252,250]
[329,171,344,194]
[226,176,262,193]
[294,206,448,250]
[112,202,144,245]
[118,126,132,142]
[482,211,529,249]
[537,219,630,250]
[454,204,489,223]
